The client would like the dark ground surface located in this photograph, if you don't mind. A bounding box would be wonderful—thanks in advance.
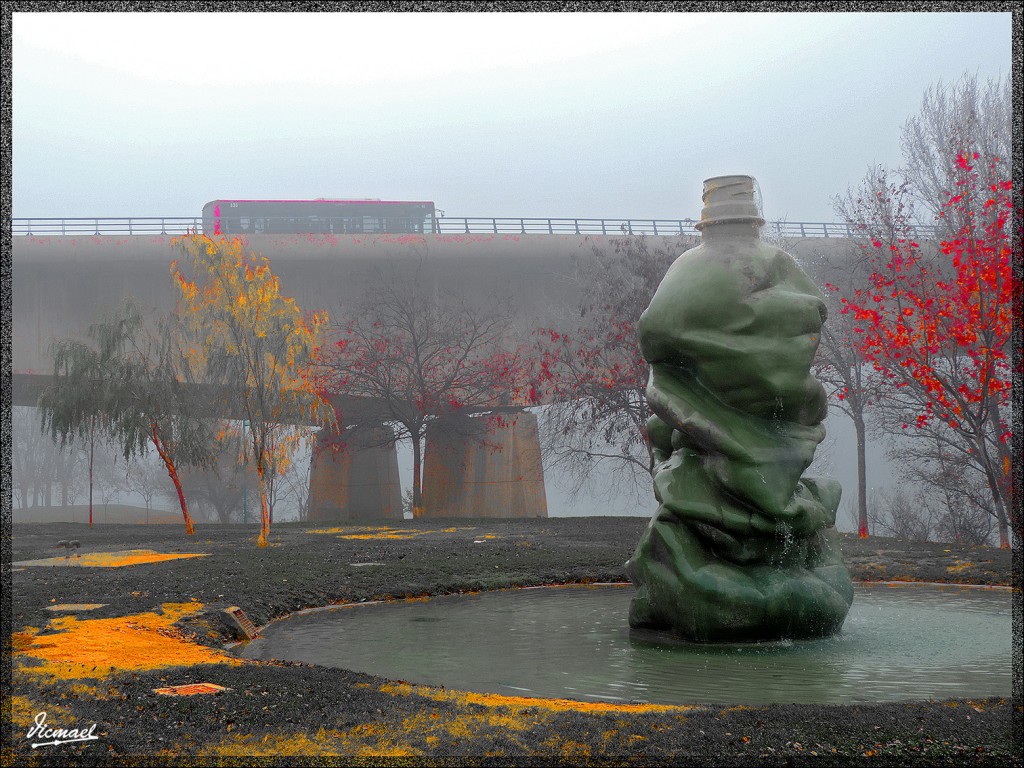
[4,517,1021,766]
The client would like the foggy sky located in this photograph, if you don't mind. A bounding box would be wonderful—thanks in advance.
[12,10,1012,224]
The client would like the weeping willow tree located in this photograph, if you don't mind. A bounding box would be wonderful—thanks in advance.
[38,299,215,534]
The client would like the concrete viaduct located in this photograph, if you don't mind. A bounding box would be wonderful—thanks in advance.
[11,228,866,522]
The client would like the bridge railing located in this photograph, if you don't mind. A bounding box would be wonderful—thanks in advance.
[9,216,941,240]
[11,217,204,236]
[433,218,942,239]
[435,217,702,236]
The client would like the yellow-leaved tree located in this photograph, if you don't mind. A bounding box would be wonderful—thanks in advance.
[171,235,335,546]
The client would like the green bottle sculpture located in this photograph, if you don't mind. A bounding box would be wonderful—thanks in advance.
[625,175,854,643]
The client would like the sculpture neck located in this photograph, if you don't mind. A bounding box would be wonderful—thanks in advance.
[700,221,762,241]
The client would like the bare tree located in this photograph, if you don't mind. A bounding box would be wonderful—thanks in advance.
[900,72,1012,234]
[868,486,936,543]
[257,425,312,523]
[272,434,313,521]
[12,406,85,509]
[872,392,1000,547]
[95,451,128,511]
[122,453,169,521]
[534,233,688,498]
[833,165,921,248]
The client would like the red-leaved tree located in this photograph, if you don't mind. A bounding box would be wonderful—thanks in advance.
[838,155,1016,547]
[323,268,529,517]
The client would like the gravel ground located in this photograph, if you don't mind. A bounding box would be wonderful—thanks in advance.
[4,517,1020,766]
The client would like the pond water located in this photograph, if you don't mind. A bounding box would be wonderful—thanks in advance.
[237,583,1012,705]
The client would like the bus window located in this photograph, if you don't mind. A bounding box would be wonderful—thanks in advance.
[203,200,437,235]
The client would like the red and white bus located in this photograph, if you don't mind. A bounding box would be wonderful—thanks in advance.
[202,199,438,235]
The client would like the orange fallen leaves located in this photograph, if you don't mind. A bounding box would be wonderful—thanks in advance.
[380,681,694,714]
[306,526,469,540]
[13,602,242,680]
[16,550,208,568]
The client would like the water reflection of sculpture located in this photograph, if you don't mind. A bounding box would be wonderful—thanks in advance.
[626,176,854,643]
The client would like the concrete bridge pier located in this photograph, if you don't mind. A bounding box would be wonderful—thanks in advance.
[307,425,402,521]
[421,412,548,518]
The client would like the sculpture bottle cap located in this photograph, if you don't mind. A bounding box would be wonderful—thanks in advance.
[695,175,766,230]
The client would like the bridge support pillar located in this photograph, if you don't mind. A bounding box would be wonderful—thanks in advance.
[422,412,547,518]
[308,425,402,521]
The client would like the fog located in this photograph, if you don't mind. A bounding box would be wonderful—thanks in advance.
[13,399,893,532]
[9,10,1012,534]
[12,11,1012,222]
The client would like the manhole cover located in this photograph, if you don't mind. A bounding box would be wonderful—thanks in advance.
[153,683,229,696]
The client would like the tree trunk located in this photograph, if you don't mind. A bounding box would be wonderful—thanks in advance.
[256,461,271,547]
[854,413,869,538]
[40,446,56,510]
[977,443,1010,548]
[59,449,70,507]
[267,473,274,526]
[984,397,1014,548]
[150,424,195,535]
[411,434,424,518]
[88,431,94,528]
[964,409,1010,548]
